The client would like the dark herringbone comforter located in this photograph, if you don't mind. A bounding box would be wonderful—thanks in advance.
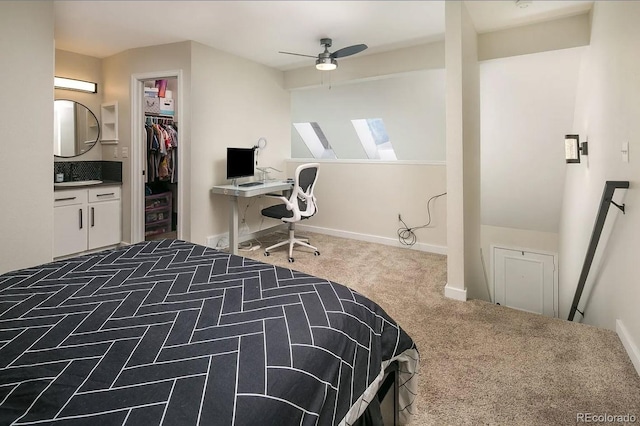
[0,240,418,425]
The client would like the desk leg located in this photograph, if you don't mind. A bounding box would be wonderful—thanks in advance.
[229,196,239,256]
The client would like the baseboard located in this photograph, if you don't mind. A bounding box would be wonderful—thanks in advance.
[444,283,467,301]
[295,224,447,255]
[206,224,287,250]
[616,319,640,377]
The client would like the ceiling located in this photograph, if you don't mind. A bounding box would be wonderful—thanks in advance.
[53,1,593,71]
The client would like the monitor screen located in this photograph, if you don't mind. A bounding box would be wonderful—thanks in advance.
[226,147,255,180]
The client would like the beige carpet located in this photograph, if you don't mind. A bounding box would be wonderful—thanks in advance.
[241,231,640,425]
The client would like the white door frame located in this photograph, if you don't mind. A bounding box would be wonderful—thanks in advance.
[130,70,184,243]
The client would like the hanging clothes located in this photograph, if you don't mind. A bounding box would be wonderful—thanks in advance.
[144,116,178,184]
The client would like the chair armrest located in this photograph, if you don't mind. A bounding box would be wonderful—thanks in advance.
[264,194,294,210]
[264,194,287,201]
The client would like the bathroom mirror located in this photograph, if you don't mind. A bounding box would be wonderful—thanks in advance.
[54,100,100,157]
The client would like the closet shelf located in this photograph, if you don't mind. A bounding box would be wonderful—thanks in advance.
[145,113,175,119]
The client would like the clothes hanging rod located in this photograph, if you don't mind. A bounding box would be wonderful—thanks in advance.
[145,114,174,119]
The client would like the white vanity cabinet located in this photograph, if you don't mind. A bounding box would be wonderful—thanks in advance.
[53,189,88,258]
[54,186,121,258]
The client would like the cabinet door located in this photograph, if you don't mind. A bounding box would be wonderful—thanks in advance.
[88,200,121,250]
[54,205,87,258]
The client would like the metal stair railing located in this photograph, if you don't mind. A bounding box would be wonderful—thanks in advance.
[568,180,629,321]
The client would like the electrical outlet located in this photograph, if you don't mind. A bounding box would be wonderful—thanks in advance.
[113,147,118,158]
[122,147,129,158]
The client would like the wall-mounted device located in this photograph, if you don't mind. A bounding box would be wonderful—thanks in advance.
[565,134,588,164]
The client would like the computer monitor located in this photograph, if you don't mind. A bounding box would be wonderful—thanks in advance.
[226,147,255,182]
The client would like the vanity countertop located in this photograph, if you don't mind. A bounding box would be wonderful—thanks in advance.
[54,180,122,190]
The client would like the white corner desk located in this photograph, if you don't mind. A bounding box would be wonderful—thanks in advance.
[210,180,293,255]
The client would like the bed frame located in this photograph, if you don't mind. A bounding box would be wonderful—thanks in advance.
[377,361,400,426]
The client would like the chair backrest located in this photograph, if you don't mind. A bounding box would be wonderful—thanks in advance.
[291,163,319,219]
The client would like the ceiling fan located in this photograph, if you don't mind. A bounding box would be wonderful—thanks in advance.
[279,38,368,71]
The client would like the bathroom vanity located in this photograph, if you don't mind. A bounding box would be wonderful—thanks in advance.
[53,99,123,258]
[53,183,121,258]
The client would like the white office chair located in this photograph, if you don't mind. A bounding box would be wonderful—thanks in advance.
[261,163,320,262]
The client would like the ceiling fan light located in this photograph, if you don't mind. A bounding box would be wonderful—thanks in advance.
[316,57,337,71]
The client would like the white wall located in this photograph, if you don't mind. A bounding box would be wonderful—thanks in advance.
[190,42,290,244]
[0,1,54,274]
[102,41,192,242]
[291,70,446,161]
[480,47,586,233]
[284,160,447,252]
[478,13,591,61]
[445,1,482,301]
[102,41,290,245]
[284,42,444,90]
[479,47,585,301]
[280,41,448,253]
[54,49,103,161]
[559,1,640,370]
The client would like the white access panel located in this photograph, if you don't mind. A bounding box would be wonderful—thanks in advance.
[493,247,557,317]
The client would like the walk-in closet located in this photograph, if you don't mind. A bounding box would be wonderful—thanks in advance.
[143,78,179,240]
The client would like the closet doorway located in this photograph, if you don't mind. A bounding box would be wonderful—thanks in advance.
[143,77,178,241]
[131,71,184,244]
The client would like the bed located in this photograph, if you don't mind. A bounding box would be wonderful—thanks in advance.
[0,240,418,425]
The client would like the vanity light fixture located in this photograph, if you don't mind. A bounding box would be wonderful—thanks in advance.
[54,77,97,94]
[565,134,588,164]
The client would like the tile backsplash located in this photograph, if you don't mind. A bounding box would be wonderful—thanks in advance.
[53,161,122,183]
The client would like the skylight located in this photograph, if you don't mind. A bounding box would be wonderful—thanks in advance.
[293,122,337,159]
[351,118,397,160]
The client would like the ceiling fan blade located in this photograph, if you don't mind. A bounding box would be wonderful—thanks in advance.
[278,51,318,58]
[330,44,368,58]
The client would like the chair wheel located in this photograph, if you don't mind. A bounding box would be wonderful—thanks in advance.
[288,257,294,263]
[314,251,320,256]
[264,252,270,257]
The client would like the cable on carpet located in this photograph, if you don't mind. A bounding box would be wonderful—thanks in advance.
[397,192,447,246]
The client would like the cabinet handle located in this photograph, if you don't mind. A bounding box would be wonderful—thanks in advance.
[96,193,115,197]
[91,207,95,227]
[55,197,76,202]
[79,208,83,229]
